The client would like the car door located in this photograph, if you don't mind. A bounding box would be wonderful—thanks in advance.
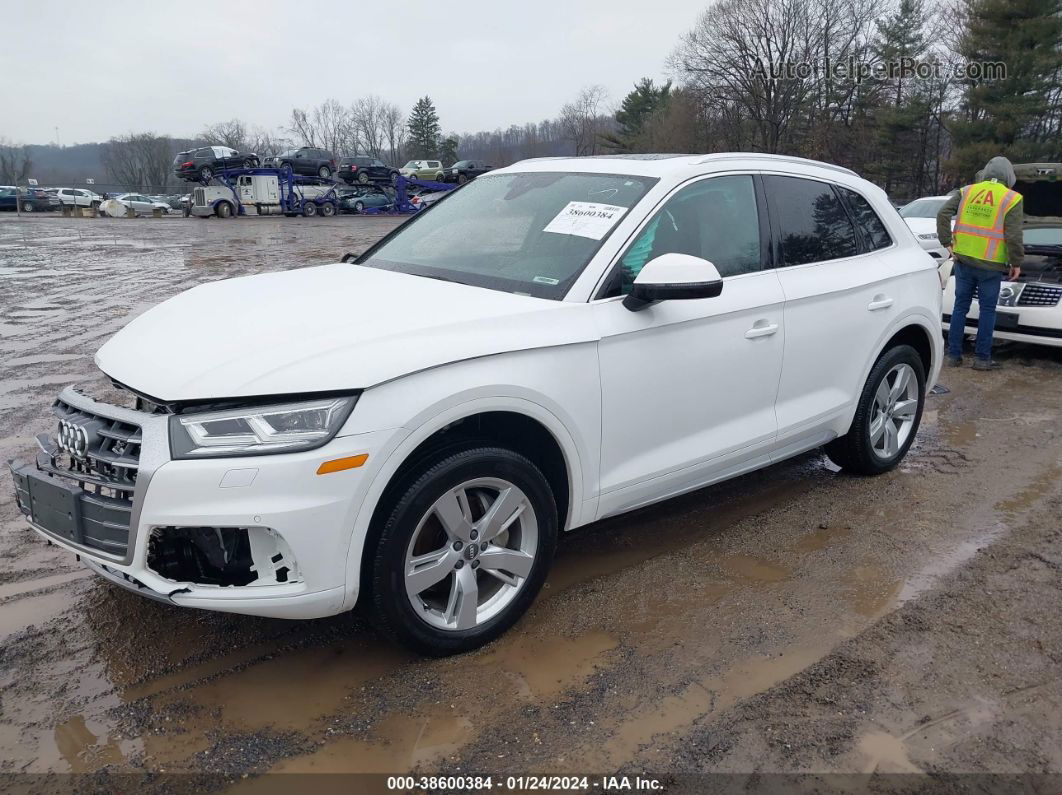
[592,173,786,517]
[764,174,901,455]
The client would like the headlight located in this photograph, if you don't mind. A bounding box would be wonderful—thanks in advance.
[169,396,357,459]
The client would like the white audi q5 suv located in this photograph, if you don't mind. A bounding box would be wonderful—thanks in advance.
[10,153,942,655]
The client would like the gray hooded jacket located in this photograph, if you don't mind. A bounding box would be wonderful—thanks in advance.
[936,156,1024,272]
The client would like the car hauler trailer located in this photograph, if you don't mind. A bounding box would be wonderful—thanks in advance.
[190,167,339,218]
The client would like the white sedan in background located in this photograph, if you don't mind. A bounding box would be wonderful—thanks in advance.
[898,196,951,264]
[110,193,171,216]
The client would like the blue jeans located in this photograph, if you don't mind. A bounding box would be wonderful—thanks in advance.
[947,261,1003,360]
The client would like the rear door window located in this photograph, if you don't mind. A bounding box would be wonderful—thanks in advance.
[764,175,859,266]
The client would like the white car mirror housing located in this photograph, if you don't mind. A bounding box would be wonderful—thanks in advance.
[623,253,724,312]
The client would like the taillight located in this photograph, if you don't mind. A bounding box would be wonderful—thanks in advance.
[181,161,193,168]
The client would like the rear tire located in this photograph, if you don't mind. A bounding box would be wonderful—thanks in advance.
[21,202,33,212]
[368,446,557,656]
[302,201,317,217]
[825,344,925,475]
[199,166,213,182]
[357,171,370,184]
[319,201,336,217]
[318,165,332,179]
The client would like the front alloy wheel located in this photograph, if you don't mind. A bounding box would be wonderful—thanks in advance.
[869,363,919,459]
[369,446,557,655]
[405,478,538,632]
[825,344,925,475]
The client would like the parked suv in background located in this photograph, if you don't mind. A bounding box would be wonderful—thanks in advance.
[51,187,103,210]
[10,153,940,656]
[400,160,445,181]
[0,187,54,212]
[339,156,399,185]
[445,160,494,184]
[269,148,337,178]
[174,146,259,182]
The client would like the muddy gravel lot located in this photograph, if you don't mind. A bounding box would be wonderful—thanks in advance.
[1,213,1060,792]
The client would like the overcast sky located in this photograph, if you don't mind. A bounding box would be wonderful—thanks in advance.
[1,0,700,145]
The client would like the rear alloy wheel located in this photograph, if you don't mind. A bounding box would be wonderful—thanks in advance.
[318,165,332,179]
[825,344,925,475]
[199,166,213,182]
[369,446,557,656]
[21,202,33,212]
[458,174,468,185]
[302,201,317,217]
[357,171,370,184]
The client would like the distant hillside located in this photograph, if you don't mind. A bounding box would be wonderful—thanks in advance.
[23,139,199,190]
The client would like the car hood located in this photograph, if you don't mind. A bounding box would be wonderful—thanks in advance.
[95,264,594,402]
[1014,163,1062,220]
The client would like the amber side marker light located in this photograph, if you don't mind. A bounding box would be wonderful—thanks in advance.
[316,454,369,475]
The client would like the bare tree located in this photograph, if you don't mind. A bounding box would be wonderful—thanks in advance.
[351,95,387,157]
[559,85,611,156]
[0,138,32,183]
[380,101,406,164]
[198,119,249,150]
[287,100,351,156]
[100,133,175,191]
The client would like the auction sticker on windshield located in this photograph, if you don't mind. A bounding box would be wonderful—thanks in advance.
[543,201,627,239]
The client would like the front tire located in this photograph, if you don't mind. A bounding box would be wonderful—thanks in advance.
[216,201,234,219]
[368,446,557,656]
[302,201,317,217]
[825,344,925,475]
[318,165,332,179]
[357,171,370,184]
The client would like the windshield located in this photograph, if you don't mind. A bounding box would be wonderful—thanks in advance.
[1024,227,1062,246]
[358,171,657,299]
[900,198,947,218]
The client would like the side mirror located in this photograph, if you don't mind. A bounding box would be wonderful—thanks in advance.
[622,253,724,312]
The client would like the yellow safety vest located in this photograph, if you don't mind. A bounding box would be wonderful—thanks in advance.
[952,180,1023,264]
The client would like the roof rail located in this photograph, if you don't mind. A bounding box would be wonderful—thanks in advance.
[696,153,857,177]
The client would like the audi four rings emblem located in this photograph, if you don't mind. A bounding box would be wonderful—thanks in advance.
[57,420,90,459]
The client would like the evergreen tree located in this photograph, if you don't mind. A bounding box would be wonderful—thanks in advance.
[950,0,1062,179]
[604,78,672,152]
[871,0,933,197]
[440,135,459,165]
[407,97,442,159]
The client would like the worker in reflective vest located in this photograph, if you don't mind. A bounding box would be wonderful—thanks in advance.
[937,156,1024,371]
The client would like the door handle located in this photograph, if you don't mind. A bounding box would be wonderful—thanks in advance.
[745,322,779,339]
[868,295,894,311]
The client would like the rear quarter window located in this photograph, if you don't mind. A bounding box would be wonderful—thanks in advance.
[839,187,893,251]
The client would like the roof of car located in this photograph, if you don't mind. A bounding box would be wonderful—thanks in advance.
[496,152,860,180]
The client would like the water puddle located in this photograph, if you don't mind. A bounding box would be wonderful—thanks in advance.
[270,709,474,774]
[603,646,829,765]
[795,525,851,552]
[721,554,790,583]
[472,630,617,700]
